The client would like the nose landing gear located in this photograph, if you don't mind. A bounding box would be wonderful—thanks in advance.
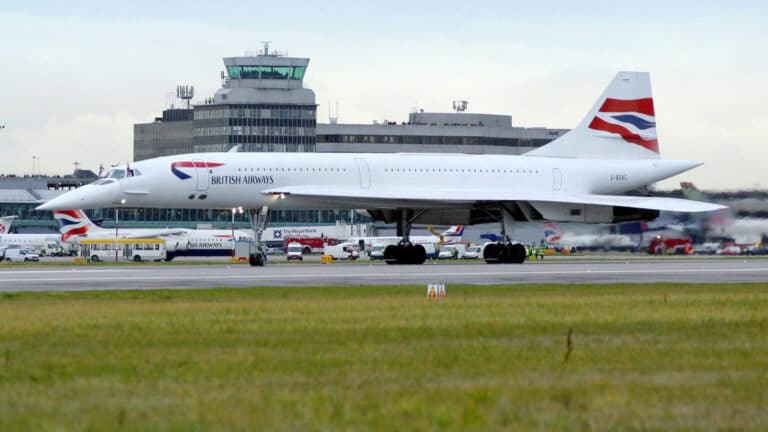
[247,206,269,267]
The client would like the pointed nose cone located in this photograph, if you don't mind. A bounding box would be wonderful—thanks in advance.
[36,185,114,211]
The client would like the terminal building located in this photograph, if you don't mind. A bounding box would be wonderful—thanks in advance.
[317,110,568,154]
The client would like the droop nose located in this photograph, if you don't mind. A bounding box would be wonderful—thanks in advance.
[36,185,115,211]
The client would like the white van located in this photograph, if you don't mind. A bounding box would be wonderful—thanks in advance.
[4,248,40,262]
[324,242,360,260]
[286,242,304,261]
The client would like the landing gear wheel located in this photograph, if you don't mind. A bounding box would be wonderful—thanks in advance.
[411,244,426,265]
[483,243,500,264]
[249,252,265,267]
[484,242,526,264]
[510,243,526,264]
[384,243,427,265]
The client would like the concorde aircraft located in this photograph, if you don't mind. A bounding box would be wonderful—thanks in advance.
[37,72,726,266]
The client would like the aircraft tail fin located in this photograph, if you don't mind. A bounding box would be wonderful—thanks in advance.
[53,210,105,241]
[0,215,17,234]
[527,71,660,160]
[441,225,465,238]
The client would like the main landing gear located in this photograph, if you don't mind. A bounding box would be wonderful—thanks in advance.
[483,242,526,264]
[384,243,427,265]
[247,206,269,267]
[483,204,526,264]
[384,209,427,265]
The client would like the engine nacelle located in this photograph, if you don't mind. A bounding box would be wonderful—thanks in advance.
[529,202,659,224]
[164,238,189,252]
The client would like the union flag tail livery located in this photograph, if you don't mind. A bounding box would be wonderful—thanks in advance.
[0,216,17,234]
[527,72,660,160]
[53,210,104,241]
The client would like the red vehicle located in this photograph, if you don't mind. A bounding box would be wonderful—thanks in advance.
[283,237,342,255]
[648,237,692,255]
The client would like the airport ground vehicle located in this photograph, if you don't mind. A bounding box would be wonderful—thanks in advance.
[78,238,166,262]
[3,247,40,262]
[369,244,387,260]
[283,237,342,255]
[323,242,360,261]
[437,244,466,259]
[286,242,304,261]
[648,237,692,255]
[462,245,483,260]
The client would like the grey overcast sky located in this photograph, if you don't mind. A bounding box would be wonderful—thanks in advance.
[0,1,765,190]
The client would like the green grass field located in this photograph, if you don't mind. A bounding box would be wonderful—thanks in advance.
[1,283,767,431]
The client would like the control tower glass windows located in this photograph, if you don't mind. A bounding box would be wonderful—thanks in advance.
[226,66,306,81]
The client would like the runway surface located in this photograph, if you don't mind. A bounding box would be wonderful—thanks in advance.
[2,258,768,292]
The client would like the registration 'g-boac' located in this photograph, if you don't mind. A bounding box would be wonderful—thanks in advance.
[38,72,725,266]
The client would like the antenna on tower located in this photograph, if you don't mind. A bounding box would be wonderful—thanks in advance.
[176,85,195,109]
[260,41,272,55]
[452,100,468,113]
[329,102,339,125]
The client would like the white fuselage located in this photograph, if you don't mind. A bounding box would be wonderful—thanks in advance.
[45,152,699,211]
[69,228,253,253]
[0,234,62,254]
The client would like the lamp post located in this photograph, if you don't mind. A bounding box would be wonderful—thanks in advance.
[115,208,119,263]
[231,206,243,257]
[115,198,126,263]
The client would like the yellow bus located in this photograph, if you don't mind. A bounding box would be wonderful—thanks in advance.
[78,238,166,262]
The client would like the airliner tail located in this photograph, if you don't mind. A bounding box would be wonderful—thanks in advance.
[527,72,660,160]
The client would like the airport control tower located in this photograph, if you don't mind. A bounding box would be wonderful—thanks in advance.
[193,43,317,153]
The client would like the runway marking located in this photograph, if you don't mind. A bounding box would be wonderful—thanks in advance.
[0,269,139,275]
[1,267,768,284]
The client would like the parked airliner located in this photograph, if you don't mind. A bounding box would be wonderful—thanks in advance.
[38,72,725,265]
[54,210,254,261]
[0,216,64,255]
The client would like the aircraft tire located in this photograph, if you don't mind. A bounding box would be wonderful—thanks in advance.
[249,253,265,267]
[384,245,399,265]
[483,243,500,264]
[511,243,527,264]
[497,244,510,263]
[410,244,426,264]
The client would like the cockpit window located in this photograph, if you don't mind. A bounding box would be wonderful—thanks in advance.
[104,166,140,180]
[93,178,116,186]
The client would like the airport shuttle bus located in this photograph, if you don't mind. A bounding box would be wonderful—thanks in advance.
[78,238,166,262]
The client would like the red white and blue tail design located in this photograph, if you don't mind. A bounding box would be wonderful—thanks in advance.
[527,72,660,160]
[53,210,105,241]
[0,216,16,234]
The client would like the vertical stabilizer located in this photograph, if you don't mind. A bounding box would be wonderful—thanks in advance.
[527,72,660,160]
[0,216,17,234]
[54,210,106,241]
